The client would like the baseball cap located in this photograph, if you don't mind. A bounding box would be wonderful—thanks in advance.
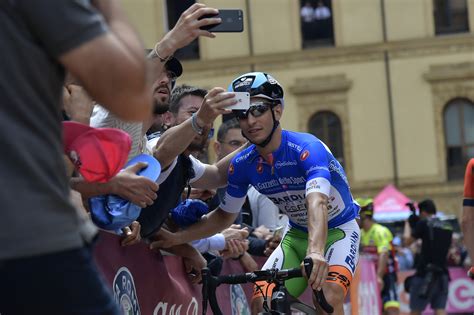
[146,49,183,78]
[89,154,161,232]
[63,121,131,183]
[165,57,183,78]
[170,199,210,228]
[356,197,374,217]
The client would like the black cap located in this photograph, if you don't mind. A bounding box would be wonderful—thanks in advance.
[165,56,183,78]
[145,49,183,78]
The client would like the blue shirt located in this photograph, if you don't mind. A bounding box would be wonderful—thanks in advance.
[220,130,359,230]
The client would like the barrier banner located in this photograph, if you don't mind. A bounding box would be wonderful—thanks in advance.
[93,232,320,314]
[357,257,382,315]
[397,268,474,315]
[94,232,203,315]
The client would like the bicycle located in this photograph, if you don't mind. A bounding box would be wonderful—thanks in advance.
[201,258,334,314]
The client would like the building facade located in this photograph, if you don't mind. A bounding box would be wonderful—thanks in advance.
[123,0,474,217]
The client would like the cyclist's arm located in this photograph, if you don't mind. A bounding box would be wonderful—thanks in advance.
[306,191,329,257]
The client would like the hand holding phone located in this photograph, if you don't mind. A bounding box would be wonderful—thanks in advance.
[199,9,244,33]
[226,92,250,110]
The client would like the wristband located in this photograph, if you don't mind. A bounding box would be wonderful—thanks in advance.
[191,113,204,135]
[151,42,173,63]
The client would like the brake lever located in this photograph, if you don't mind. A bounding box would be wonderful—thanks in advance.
[201,268,209,315]
[303,258,334,314]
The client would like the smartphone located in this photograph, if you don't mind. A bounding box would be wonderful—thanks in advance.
[227,92,250,110]
[199,9,244,33]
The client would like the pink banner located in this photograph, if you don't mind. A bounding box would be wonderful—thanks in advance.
[93,232,319,314]
[397,269,474,315]
[357,257,383,315]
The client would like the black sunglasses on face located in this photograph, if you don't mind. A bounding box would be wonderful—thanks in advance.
[233,103,273,120]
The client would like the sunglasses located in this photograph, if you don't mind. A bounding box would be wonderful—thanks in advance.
[233,102,275,120]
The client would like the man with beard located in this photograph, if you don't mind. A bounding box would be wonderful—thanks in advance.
[90,3,222,159]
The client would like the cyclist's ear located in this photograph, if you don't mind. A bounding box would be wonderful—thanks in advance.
[273,103,283,121]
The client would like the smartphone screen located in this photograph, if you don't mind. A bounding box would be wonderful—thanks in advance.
[200,9,244,33]
[227,92,250,110]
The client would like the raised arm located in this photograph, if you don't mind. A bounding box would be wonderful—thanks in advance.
[154,88,236,169]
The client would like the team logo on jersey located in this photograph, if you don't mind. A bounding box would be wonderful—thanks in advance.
[229,163,235,175]
[300,150,310,161]
[113,267,141,315]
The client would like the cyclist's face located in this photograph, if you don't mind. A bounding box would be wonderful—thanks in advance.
[237,97,282,144]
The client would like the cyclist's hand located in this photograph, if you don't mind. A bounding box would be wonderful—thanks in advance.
[302,252,328,291]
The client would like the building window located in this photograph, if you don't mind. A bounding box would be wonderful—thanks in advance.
[308,111,344,165]
[299,0,334,49]
[433,0,469,35]
[166,0,199,60]
[444,98,474,180]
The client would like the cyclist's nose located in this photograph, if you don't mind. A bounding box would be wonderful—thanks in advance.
[247,112,258,124]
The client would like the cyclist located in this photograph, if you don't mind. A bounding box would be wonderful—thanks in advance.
[357,198,400,315]
[152,72,360,315]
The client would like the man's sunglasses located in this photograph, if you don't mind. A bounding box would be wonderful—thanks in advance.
[233,102,276,120]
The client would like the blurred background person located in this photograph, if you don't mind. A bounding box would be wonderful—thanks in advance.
[357,198,400,315]
[404,199,453,315]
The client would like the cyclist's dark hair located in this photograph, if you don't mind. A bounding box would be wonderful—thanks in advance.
[418,199,437,215]
[169,84,207,114]
[217,118,240,142]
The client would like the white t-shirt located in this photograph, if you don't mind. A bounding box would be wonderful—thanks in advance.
[147,136,206,185]
[300,6,314,22]
[314,6,331,20]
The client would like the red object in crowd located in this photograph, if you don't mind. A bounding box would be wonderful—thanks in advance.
[63,121,131,183]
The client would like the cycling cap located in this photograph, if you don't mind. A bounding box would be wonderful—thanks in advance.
[356,197,374,217]
[228,72,284,107]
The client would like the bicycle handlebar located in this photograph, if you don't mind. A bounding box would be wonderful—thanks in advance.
[202,260,333,314]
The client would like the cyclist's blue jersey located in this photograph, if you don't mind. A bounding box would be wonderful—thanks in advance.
[220,130,359,230]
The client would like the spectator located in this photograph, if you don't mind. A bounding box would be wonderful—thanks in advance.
[90,3,222,161]
[403,199,453,315]
[300,1,315,23]
[314,0,331,20]
[357,198,400,315]
[140,84,237,239]
[0,0,154,313]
